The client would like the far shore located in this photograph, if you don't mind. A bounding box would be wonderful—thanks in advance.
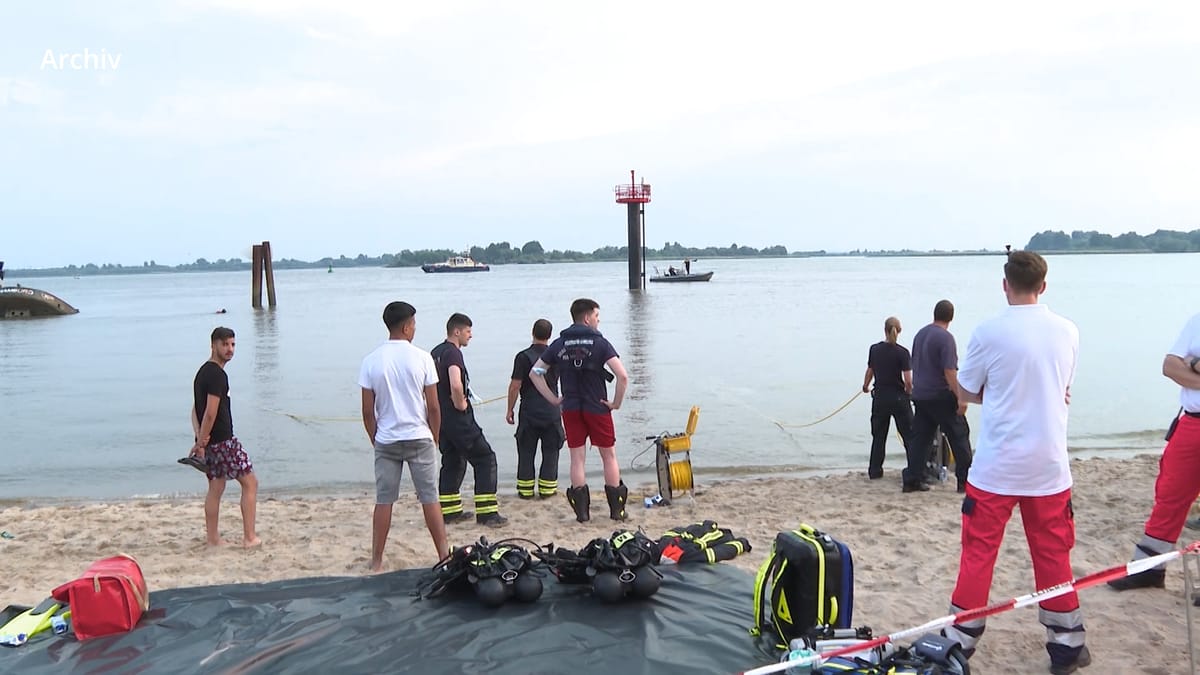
[11,248,1198,280]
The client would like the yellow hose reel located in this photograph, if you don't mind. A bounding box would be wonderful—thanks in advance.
[654,406,700,505]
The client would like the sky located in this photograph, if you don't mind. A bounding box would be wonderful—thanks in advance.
[3,1,1200,267]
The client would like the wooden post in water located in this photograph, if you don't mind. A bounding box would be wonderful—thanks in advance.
[251,244,264,309]
[262,240,277,307]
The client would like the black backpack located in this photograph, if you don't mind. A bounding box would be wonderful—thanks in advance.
[752,524,854,648]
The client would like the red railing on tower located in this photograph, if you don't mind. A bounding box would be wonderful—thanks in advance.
[615,169,651,203]
[614,183,651,203]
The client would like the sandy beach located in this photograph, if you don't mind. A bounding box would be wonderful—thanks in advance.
[3,454,1197,672]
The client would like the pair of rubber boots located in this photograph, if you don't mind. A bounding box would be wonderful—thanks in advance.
[565,483,628,523]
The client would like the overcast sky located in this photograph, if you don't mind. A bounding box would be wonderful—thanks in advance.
[3,2,1199,267]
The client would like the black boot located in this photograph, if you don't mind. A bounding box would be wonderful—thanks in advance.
[1106,567,1165,590]
[566,485,590,523]
[605,482,628,521]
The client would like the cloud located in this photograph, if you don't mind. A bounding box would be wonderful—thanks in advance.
[302,25,347,43]
[5,1,1200,265]
[78,80,393,142]
[0,77,56,108]
[181,0,470,37]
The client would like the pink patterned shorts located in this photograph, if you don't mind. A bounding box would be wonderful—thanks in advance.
[206,436,254,481]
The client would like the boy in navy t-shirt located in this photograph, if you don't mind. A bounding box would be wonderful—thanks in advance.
[530,298,630,523]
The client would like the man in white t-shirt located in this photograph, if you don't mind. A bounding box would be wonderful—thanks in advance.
[943,251,1087,675]
[1107,312,1200,593]
[358,301,448,572]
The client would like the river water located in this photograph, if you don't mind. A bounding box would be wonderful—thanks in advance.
[0,253,1190,501]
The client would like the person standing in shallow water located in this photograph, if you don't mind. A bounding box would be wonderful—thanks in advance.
[190,326,260,548]
[862,316,914,480]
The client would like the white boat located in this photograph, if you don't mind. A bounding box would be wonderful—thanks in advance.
[421,255,491,273]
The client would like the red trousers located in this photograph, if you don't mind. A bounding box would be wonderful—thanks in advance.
[1145,414,1200,543]
[951,483,1078,613]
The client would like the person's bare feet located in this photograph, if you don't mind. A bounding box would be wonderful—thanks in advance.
[243,536,262,549]
[368,561,384,574]
[206,538,230,547]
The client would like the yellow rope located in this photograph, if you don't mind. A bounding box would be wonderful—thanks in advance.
[263,394,507,424]
[261,408,358,423]
[669,459,694,492]
[773,391,864,429]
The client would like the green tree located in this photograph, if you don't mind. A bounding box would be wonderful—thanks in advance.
[1113,232,1147,250]
[1026,231,1072,251]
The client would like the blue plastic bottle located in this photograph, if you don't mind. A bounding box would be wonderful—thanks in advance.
[782,647,817,674]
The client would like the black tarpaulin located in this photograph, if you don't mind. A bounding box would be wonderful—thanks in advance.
[0,564,773,674]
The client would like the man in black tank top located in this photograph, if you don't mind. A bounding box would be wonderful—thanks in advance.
[505,319,566,499]
[862,317,914,481]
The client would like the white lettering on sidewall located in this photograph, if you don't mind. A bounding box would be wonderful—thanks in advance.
[40,49,122,70]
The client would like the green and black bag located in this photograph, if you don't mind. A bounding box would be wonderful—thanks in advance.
[751,523,855,648]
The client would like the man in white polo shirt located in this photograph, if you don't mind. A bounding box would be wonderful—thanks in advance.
[943,251,1087,675]
[1107,312,1200,592]
[359,301,448,572]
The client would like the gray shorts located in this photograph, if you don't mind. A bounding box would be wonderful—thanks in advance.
[374,438,438,505]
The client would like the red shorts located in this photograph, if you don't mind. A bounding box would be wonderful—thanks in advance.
[561,409,615,449]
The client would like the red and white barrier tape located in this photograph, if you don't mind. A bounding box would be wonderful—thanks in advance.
[741,541,1200,675]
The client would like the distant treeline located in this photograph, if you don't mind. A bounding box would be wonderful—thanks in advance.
[9,257,366,278]
[14,230,1193,278]
[7,241,807,277]
[385,241,796,267]
[1027,229,1200,253]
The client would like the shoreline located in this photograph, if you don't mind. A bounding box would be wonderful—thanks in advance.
[0,443,1164,507]
[9,249,1197,279]
[2,454,1196,672]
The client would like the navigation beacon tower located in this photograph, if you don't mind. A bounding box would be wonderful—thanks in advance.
[614,170,651,290]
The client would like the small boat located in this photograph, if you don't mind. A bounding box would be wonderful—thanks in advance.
[649,271,713,283]
[0,285,80,318]
[421,255,490,273]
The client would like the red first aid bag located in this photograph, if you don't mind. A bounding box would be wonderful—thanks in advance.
[51,554,149,640]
